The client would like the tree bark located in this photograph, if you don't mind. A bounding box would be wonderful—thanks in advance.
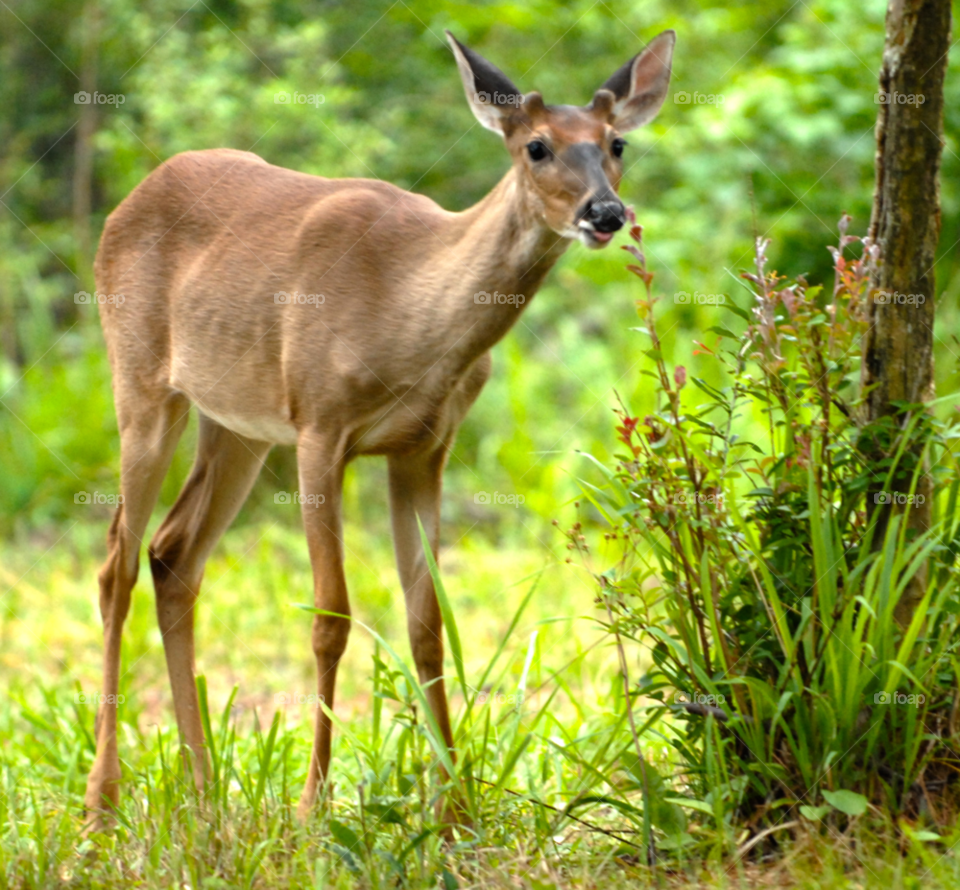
[863,0,951,622]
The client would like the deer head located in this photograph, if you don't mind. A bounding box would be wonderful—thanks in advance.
[447,29,675,249]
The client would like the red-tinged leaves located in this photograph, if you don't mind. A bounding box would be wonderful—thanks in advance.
[627,266,655,287]
[693,340,716,357]
[615,413,642,456]
[674,365,687,389]
[622,244,645,263]
[616,415,639,444]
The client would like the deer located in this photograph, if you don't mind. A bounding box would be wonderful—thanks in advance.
[83,28,676,824]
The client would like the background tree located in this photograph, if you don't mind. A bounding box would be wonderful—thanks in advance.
[1,0,959,536]
[862,0,951,619]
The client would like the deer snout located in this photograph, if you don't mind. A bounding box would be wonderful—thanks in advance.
[580,198,625,234]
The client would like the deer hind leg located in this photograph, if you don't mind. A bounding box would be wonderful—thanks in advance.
[84,390,190,818]
[295,429,350,821]
[148,413,271,793]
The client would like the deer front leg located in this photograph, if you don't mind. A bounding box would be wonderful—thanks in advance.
[387,448,455,757]
[388,447,472,829]
[296,430,350,822]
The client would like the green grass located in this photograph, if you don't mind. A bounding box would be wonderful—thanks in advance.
[0,512,607,716]
[1,514,960,888]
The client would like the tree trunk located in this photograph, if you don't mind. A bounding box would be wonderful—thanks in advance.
[863,0,951,623]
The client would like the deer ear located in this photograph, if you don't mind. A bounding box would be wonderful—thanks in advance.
[600,30,675,132]
[446,31,524,135]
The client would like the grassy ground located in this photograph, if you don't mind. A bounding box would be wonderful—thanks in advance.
[1,508,608,732]
[1,504,960,888]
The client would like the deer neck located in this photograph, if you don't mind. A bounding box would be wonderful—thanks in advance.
[438,166,569,362]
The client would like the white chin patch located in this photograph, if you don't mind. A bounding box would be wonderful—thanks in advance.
[577,226,615,250]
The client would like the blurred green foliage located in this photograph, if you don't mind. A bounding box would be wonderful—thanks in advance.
[1,0,959,537]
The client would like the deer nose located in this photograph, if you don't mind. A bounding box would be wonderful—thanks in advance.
[582,199,626,233]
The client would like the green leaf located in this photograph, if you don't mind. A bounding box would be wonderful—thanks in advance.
[364,802,407,826]
[705,325,740,340]
[329,819,361,850]
[329,843,360,873]
[799,805,831,821]
[912,831,942,842]
[663,797,714,815]
[822,789,868,816]
[724,300,752,322]
[398,828,434,862]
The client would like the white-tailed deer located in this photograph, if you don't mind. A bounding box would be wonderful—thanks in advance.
[84,29,675,821]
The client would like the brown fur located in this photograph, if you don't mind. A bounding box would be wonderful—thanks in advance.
[83,30,675,824]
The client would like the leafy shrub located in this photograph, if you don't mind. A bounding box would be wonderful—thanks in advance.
[571,213,960,854]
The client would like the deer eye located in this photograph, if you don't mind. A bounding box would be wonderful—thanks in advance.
[611,138,627,158]
[527,141,548,161]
